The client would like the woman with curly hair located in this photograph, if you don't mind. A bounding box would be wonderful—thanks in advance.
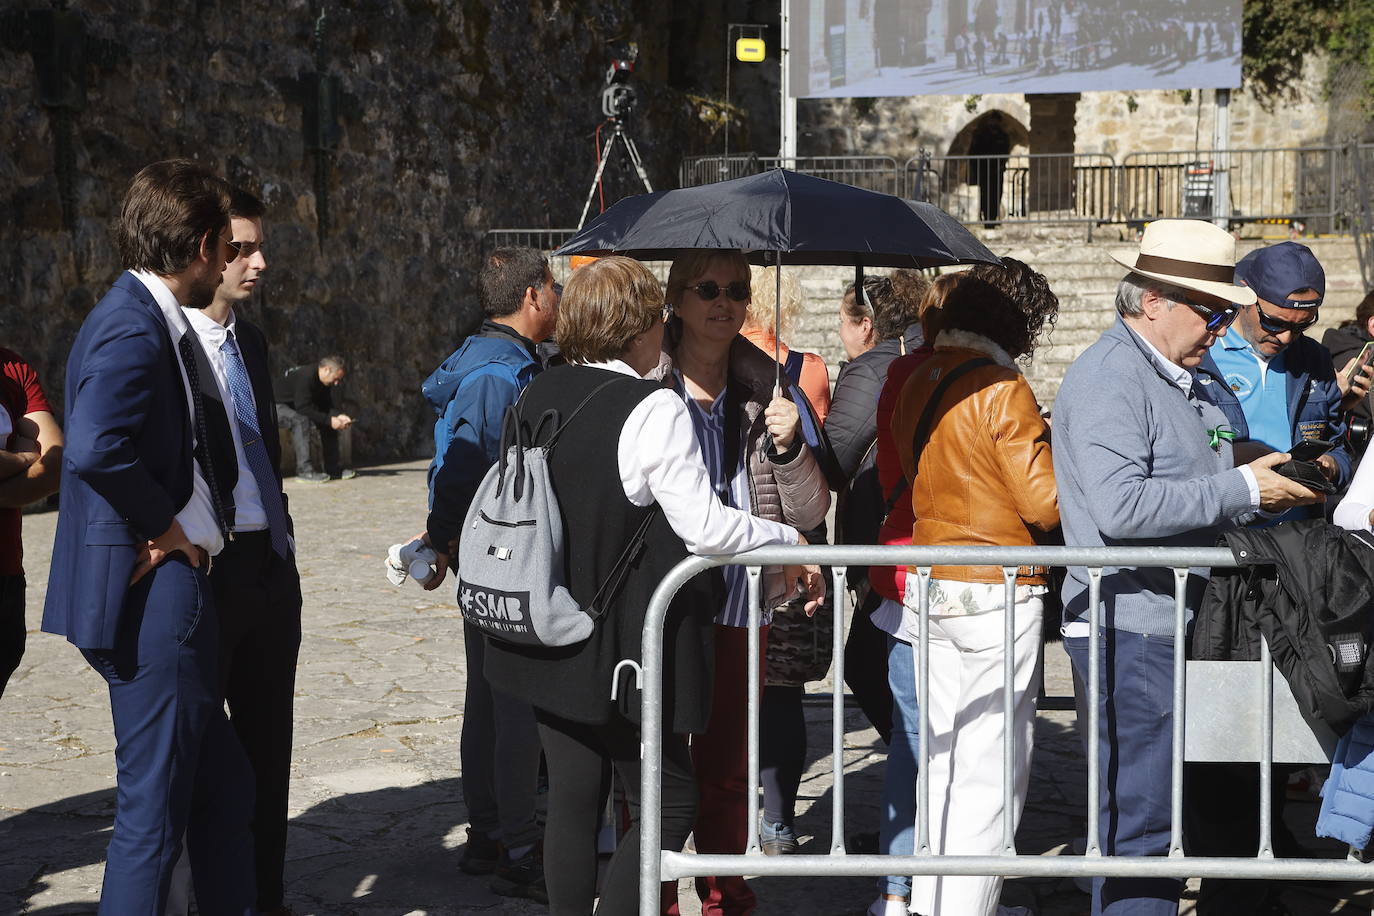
[871,258,1059,916]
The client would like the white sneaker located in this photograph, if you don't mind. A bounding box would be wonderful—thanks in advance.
[867,898,910,916]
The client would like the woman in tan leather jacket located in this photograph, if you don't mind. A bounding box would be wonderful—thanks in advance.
[659,249,828,916]
[887,262,1059,916]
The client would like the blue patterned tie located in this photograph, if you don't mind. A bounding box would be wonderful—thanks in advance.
[220,330,292,557]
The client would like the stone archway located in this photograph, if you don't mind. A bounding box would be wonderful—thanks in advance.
[946,110,1030,225]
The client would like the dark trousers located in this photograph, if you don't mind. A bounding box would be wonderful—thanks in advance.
[535,708,697,916]
[760,685,805,827]
[1065,631,1182,916]
[461,622,543,850]
[80,556,256,916]
[844,588,893,744]
[0,573,25,699]
[212,531,303,911]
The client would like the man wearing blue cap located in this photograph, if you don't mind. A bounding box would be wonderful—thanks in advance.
[1197,241,1359,520]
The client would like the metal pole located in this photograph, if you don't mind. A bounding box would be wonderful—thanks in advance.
[780,0,796,162]
[1212,88,1231,228]
[746,566,763,854]
[1002,566,1017,853]
[1086,567,1102,857]
[725,24,732,168]
[916,566,932,856]
[831,566,848,854]
[1170,568,1187,857]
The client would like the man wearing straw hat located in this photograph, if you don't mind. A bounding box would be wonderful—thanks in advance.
[1051,219,1321,915]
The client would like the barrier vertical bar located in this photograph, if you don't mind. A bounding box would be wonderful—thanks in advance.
[916,566,933,856]
[1259,637,1275,858]
[1002,566,1017,853]
[1170,567,1188,856]
[638,566,673,916]
[747,565,763,855]
[831,566,849,854]
[1086,567,1103,857]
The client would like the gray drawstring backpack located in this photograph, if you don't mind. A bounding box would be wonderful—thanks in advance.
[457,379,657,647]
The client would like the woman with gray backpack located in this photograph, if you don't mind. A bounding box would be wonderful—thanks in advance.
[478,256,820,916]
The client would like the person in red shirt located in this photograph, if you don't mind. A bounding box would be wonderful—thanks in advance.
[0,348,63,698]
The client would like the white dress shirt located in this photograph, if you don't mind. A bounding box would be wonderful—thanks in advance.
[582,359,798,555]
[183,307,269,531]
[130,271,224,556]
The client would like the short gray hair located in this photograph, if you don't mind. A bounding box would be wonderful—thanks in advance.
[1115,273,1202,317]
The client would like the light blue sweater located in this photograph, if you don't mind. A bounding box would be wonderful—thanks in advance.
[1054,318,1256,635]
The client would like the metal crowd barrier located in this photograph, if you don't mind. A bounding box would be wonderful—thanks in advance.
[634,544,1373,916]
[1119,147,1343,231]
[484,228,577,252]
[908,153,1117,225]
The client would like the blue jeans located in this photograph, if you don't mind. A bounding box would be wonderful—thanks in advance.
[1065,631,1182,916]
[879,634,918,898]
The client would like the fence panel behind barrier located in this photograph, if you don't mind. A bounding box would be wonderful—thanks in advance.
[484,228,577,252]
[678,154,763,188]
[1118,147,1342,231]
[635,544,1372,916]
[907,153,1117,225]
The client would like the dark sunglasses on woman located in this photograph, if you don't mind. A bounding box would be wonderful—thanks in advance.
[688,280,751,302]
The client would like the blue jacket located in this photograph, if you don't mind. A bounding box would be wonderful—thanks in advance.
[1196,334,1353,492]
[42,273,196,650]
[1317,712,1374,849]
[423,321,540,550]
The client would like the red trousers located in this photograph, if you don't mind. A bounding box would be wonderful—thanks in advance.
[664,623,768,916]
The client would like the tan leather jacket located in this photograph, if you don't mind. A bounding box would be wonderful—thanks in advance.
[662,333,830,606]
[890,331,1058,585]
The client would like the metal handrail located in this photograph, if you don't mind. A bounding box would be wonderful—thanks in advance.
[635,544,1372,916]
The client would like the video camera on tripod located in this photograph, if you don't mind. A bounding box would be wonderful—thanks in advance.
[579,39,653,228]
[602,40,639,121]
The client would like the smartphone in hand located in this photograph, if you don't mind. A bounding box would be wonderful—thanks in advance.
[1347,341,1374,387]
[1289,437,1336,463]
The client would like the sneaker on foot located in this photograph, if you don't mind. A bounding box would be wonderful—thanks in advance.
[868,897,909,916]
[759,819,798,856]
[458,827,500,875]
[491,848,548,904]
[338,468,358,480]
[296,470,330,483]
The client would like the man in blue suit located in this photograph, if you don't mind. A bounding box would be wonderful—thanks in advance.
[42,159,257,915]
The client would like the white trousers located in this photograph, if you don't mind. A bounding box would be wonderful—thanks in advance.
[909,596,1043,916]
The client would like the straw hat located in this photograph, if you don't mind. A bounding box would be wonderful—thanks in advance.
[1110,219,1257,306]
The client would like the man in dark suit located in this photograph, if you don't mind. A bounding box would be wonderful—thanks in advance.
[42,160,257,915]
[181,187,302,916]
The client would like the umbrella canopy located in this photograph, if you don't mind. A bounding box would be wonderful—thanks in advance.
[554,169,999,268]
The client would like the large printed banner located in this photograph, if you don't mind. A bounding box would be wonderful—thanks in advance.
[790,0,1241,98]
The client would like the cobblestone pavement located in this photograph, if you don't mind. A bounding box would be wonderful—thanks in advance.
[1,460,1369,914]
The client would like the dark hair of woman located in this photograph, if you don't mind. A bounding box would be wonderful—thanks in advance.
[843,269,931,342]
[943,258,1059,360]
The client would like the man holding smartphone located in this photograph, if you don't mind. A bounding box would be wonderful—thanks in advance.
[1196,241,1358,521]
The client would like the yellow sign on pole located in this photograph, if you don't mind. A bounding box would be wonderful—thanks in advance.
[736,37,766,62]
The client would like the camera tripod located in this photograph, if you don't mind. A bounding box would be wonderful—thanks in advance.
[577,118,653,229]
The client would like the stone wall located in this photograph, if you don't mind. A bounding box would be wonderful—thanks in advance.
[0,0,757,463]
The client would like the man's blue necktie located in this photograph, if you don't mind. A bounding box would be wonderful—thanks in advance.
[221,330,291,557]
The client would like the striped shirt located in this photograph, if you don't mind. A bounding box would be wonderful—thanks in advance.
[673,372,759,628]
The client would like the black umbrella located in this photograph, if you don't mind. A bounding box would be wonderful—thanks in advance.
[554,168,999,392]
[554,168,1000,268]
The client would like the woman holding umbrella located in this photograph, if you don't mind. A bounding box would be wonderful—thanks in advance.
[660,249,829,916]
